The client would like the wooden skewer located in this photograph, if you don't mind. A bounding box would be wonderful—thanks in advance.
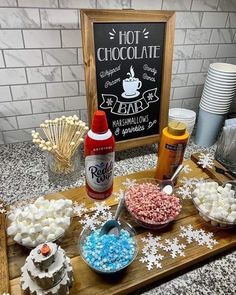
[32,115,88,174]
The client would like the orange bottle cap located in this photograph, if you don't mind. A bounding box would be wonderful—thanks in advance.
[168,121,186,136]
[41,244,51,256]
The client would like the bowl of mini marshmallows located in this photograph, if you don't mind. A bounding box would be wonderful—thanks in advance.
[124,178,182,229]
[7,195,73,248]
[192,181,236,228]
[79,220,138,274]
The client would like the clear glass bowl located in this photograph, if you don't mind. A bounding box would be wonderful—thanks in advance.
[79,220,138,274]
[192,191,236,229]
[124,178,182,229]
[7,194,72,249]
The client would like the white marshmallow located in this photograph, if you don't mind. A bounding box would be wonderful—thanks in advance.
[42,219,50,226]
[226,216,235,223]
[26,212,34,222]
[22,237,33,247]
[225,183,232,191]
[229,190,235,198]
[194,197,201,206]
[34,223,42,232]
[29,227,36,235]
[65,207,73,217]
[217,186,224,193]
[36,234,45,244]
[34,211,45,220]
[34,196,45,206]
[231,204,236,211]
[228,212,236,219]
[42,226,50,236]
[7,225,17,236]
[47,233,56,241]
[55,227,64,237]
[8,213,15,222]
[14,233,22,243]
[63,216,71,227]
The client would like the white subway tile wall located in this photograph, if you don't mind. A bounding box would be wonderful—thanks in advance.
[0,0,235,143]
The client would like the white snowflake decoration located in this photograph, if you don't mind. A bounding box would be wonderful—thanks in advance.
[122,178,137,189]
[182,164,192,174]
[162,238,186,258]
[179,225,218,249]
[179,225,196,244]
[177,186,192,199]
[194,229,218,249]
[106,98,113,106]
[79,214,101,231]
[141,233,163,252]
[180,177,197,188]
[78,201,112,230]
[0,203,6,214]
[194,178,205,186]
[91,201,111,218]
[197,153,214,169]
[139,233,164,270]
[2,292,10,295]
[73,202,88,217]
[113,189,125,202]
[139,252,163,270]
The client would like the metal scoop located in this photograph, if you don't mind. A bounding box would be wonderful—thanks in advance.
[99,196,125,236]
[159,164,184,194]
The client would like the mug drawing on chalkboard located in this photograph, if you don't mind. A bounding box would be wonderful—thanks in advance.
[122,66,142,99]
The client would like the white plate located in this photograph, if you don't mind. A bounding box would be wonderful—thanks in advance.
[210,63,236,74]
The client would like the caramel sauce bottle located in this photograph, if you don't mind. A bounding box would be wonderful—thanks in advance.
[155,121,189,180]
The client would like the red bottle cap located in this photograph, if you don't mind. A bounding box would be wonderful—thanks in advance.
[91,110,108,134]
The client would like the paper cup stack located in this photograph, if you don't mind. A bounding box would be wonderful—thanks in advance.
[195,63,236,147]
[169,108,196,135]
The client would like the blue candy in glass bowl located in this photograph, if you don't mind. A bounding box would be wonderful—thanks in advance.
[79,219,138,274]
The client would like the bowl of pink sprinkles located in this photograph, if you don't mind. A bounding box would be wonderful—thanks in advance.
[125,178,182,229]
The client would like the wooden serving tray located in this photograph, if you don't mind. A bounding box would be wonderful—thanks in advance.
[1,153,236,295]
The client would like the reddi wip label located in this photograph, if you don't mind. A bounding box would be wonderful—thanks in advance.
[85,152,115,192]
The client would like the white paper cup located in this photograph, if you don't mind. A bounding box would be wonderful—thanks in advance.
[209,63,236,74]
[195,108,225,147]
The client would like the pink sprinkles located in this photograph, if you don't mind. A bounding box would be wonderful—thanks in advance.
[125,183,182,224]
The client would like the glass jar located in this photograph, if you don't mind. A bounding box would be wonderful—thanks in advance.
[47,148,81,186]
[215,129,236,173]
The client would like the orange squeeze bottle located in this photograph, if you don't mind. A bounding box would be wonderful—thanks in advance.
[155,121,189,180]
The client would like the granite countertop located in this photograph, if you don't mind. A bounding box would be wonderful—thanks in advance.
[1,140,236,295]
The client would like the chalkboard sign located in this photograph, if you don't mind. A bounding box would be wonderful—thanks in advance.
[81,9,175,151]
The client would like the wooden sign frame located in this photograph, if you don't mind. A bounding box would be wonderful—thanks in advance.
[81,9,175,151]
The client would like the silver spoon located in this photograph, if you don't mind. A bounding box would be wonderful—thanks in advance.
[159,164,184,194]
[99,196,125,236]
